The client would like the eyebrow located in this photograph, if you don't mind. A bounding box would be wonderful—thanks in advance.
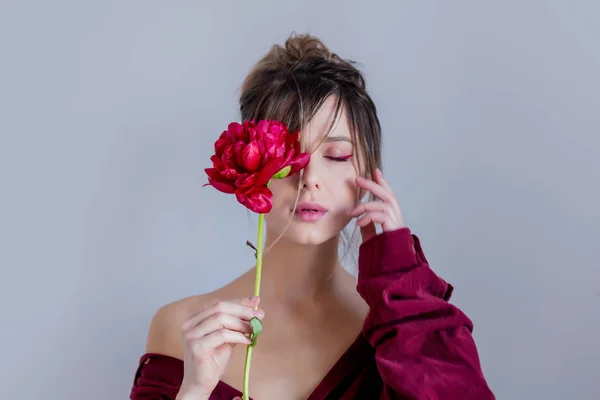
[326,136,353,143]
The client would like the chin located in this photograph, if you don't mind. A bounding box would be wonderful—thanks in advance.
[273,224,331,246]
[267,219,347,248]
[291,230,333,246]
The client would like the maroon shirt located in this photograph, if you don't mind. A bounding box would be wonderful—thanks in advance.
[130,227,495,399]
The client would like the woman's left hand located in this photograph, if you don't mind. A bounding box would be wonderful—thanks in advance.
[348,168,405,243]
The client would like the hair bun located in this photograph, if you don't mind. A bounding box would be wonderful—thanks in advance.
[264,33,344,71]
[284,33,336,63]
[241,33,363,97]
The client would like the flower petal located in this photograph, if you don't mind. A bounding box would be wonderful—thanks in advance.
[228,122,247,141]
[257,157,284,186]
[205,167,223,181]
[239,141,261,172]
[210,154,224,169]
[214,131,235,155]
[236,185,273,213]
[208,179,236,193]
[221,165,241,180]
[289,152,311,174]
[235,172,256,190]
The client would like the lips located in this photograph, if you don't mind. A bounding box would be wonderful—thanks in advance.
[293,202,327,222]
[295,202,327,212]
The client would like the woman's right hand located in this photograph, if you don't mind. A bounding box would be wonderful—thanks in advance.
[175,296,265,400]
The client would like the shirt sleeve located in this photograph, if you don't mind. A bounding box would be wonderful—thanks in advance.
[130,353,183,400]
[356,227,495,400]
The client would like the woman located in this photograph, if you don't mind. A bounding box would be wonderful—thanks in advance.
[130,33,495,400]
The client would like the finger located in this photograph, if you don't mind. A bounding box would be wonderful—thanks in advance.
[348,201,392,217]
[192,329,252,356]
[374,169,402,216]
[374,169,392,192]
[238,295,261,309]
[358,219,377,242]
[355,176,395,205]
[184,312,254,340]
[356,212,389,227]
[182,298,263,332]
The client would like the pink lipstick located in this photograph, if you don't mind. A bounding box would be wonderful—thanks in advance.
[294,202,327,222]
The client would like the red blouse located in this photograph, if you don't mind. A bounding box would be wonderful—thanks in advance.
[130,227,495,399]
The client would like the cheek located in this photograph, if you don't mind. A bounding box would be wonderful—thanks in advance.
[269,177,291,194]
[269,179,297,208]
[336,175,360,204]
[268,179,284,198]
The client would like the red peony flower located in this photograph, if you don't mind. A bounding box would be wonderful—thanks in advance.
[203,119,310,398]
[204,120,310,213]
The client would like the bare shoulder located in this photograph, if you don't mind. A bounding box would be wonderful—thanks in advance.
[144,292,218,359]
[143,274,251,359]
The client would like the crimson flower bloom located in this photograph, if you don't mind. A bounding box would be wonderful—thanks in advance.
[204,120,310,213]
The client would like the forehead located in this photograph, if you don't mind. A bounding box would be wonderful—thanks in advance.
[299,96,352,150]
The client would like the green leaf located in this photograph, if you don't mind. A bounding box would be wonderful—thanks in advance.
[249,316,263,347]
[272,165,291,180]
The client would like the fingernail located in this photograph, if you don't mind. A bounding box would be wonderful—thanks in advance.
[255,309,265,318]
[249,296,259,302]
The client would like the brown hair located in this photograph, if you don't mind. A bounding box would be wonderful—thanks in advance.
[240,33,383,262]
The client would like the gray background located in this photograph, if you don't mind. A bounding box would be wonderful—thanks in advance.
[1,1,598,399]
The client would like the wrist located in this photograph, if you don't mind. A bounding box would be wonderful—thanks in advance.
[175,385,210,400]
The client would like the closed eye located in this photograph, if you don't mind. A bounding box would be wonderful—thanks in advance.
[325,155,353,162]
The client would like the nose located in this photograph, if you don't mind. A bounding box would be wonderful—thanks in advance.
[301,160,320,191]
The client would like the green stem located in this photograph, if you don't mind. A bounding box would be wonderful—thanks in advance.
[242,212,264,400]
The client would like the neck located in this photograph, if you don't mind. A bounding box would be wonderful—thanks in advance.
[249,232,345,308]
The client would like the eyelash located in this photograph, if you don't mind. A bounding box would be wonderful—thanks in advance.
[325,155,353,162]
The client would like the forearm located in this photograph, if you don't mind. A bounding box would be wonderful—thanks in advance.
[357,228,494,399]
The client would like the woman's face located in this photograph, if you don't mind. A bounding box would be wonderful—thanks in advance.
[265,97,363,245]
